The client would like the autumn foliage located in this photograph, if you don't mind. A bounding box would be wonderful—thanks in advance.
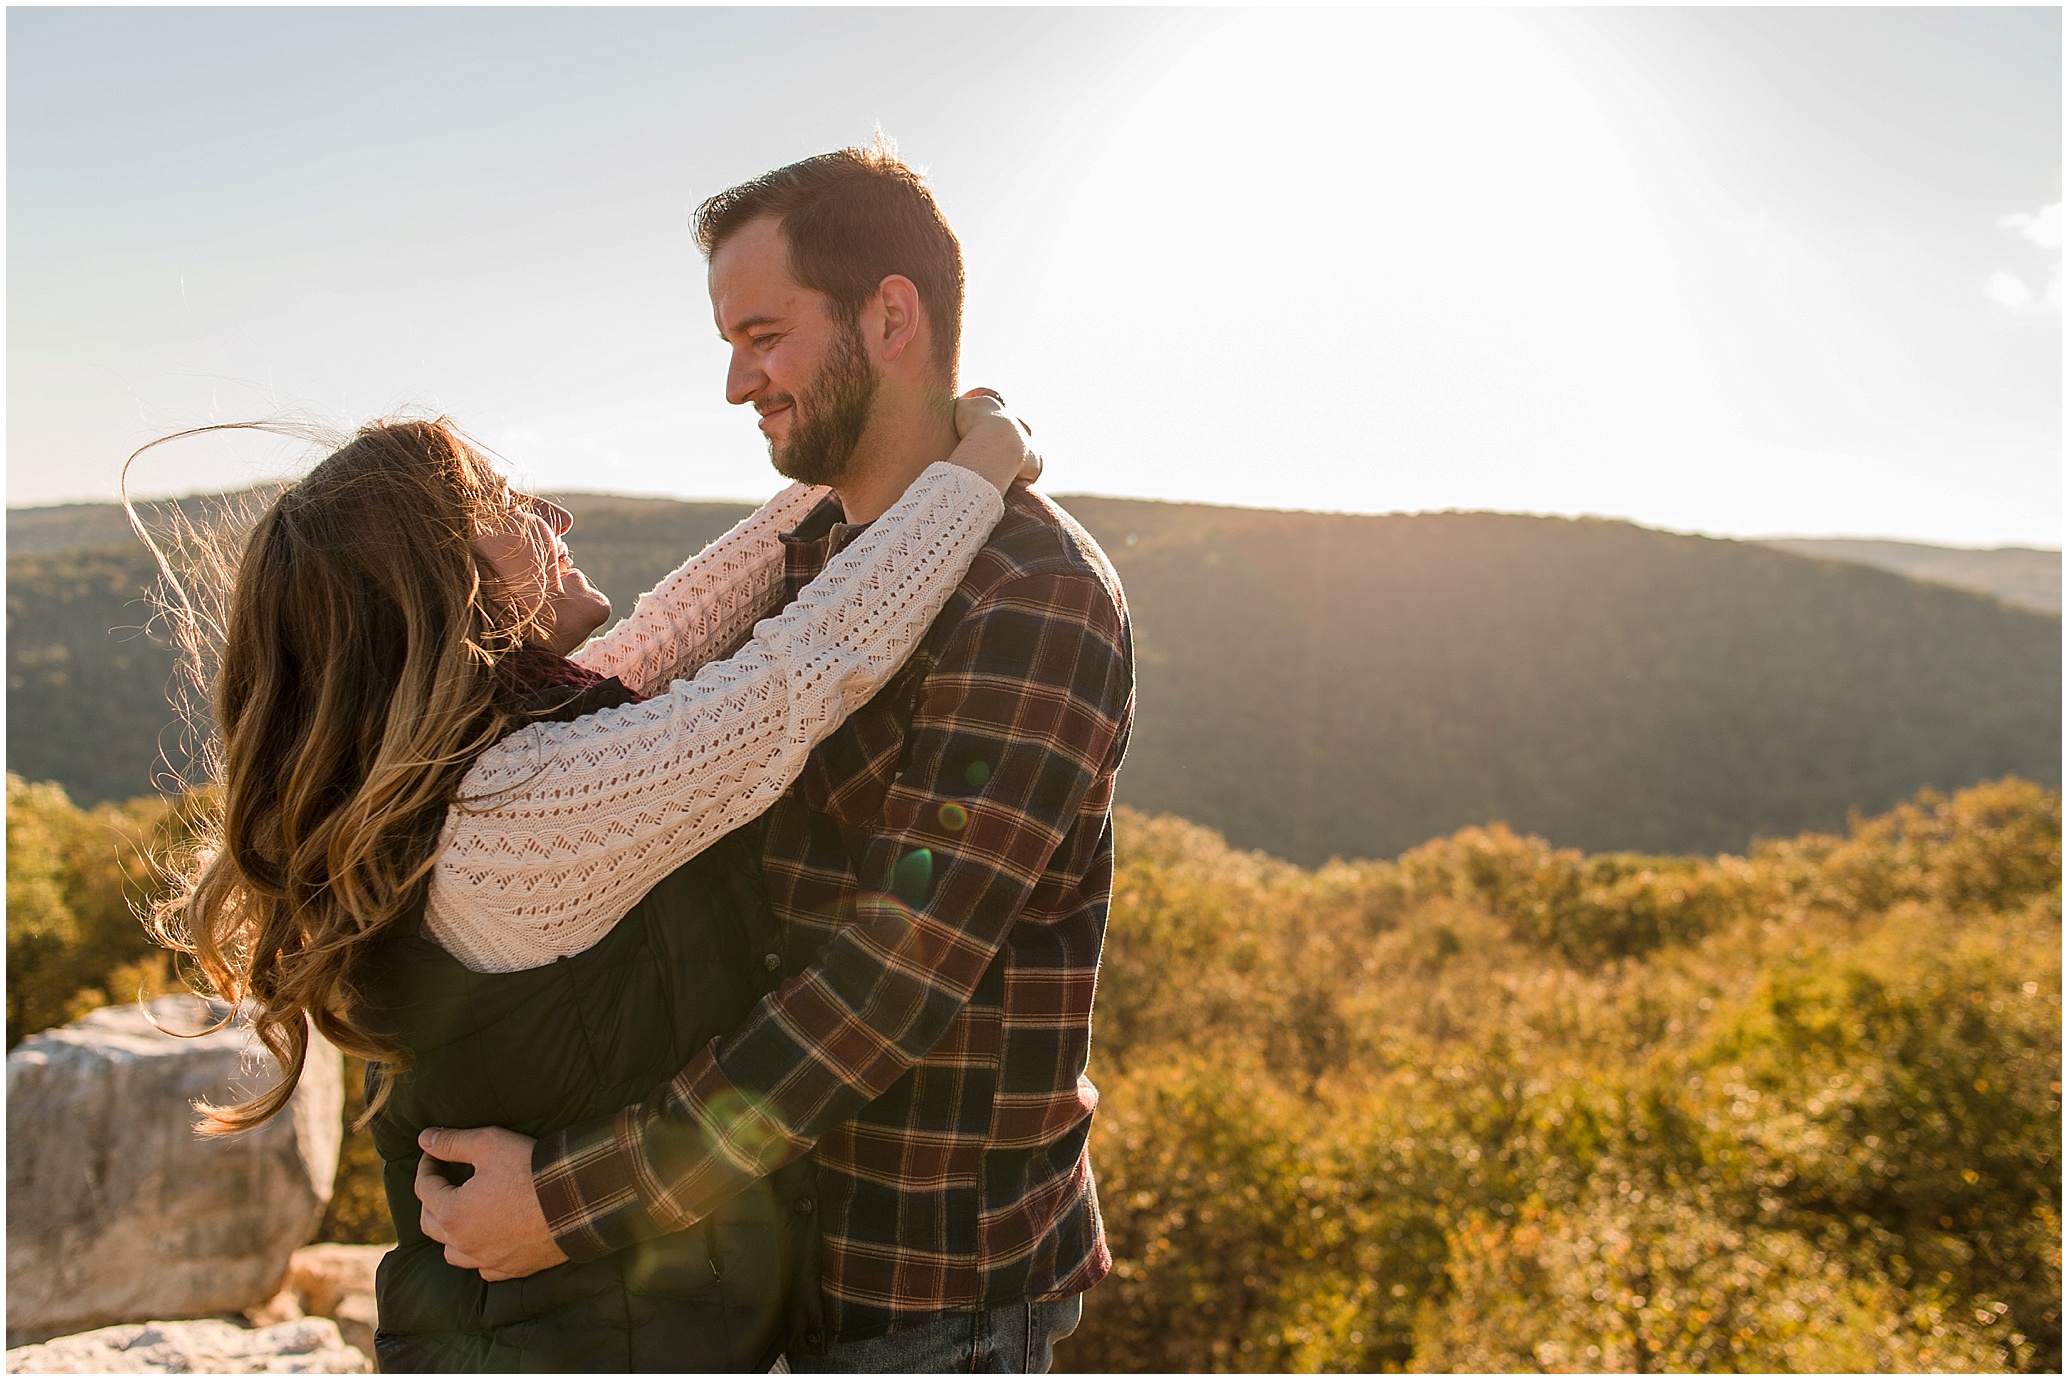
[8,774,2059,1371]
[1066,779,2060,1372]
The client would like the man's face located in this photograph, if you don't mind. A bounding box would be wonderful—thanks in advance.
[711,216,878,485]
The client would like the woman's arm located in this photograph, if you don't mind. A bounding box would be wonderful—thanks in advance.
[569,482,828,696]
[570,392,1039,695]
[424,461,1008,973]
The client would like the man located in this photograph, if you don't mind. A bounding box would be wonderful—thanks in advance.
[414,138,1134,1373]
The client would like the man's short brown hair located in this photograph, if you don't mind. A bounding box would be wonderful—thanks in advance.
[693,136,964,379]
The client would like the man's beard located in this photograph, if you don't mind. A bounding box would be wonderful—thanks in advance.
[769,323,878,486]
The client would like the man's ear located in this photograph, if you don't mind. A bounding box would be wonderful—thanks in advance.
[869,274,927,366]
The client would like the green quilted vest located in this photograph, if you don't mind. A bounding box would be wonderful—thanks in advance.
[356,677,826,1372]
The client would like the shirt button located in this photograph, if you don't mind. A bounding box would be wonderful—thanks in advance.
[794,1196,815,1216]
[763,953,782,972]
[803,1329,824,1349]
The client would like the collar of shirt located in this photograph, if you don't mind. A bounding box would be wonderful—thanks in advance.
[779,494,875,601]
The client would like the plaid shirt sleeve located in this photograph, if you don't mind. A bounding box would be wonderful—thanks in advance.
[531,567,1132,1260]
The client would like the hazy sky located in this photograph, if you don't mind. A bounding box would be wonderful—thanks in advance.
[8,6,2060,545]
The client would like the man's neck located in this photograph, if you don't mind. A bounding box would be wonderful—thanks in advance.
[831,386,960,524]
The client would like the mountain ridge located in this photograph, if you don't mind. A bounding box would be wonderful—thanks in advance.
[8,491,2058,863]
[11,492,2056,613]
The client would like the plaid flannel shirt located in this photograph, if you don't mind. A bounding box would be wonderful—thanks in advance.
[533,483,1134,1341]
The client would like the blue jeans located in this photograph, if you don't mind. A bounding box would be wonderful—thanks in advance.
[789,1294,1084,1374]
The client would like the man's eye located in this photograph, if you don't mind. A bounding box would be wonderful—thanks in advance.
[752,334,779,349]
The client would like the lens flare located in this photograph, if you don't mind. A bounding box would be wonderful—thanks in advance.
[891,847,934,907]
[700,1087,791,1167]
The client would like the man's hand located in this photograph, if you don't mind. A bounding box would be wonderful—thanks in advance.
[414,1126,570,1282]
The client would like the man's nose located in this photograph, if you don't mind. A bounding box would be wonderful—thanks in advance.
[725,350,764,408]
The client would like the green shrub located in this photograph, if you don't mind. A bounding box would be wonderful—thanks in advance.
[1421,1184,2022,1372]
[1398,823,1753,964]
[5,774,183,1047]
[1061,779,2060,1372]
[1677,897,2062,1367]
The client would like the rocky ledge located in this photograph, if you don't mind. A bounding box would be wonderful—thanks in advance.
[5,1317,369,1374]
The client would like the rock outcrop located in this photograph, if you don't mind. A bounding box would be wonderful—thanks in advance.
[6,997,343,1346]
[330,1294,378,1364]
[285,1243,387,1357]
[284,1243,386,1320]
[4,1318,369,1373]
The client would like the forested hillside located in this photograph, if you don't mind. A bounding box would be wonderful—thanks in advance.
[1059,498,2059,861]
[8,493,2059,860]
[6,544,199,804]
[1764,538,2059,614]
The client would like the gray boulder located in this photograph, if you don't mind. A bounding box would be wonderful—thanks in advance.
[5,1318,370,1373]
[7,997,343,1346]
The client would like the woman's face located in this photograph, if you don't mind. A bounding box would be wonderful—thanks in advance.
[472,495,612,657]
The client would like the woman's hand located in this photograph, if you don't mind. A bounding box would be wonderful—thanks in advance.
[948,389,1042,495]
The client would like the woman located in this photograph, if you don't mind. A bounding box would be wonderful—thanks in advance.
[146,398,1036,1370]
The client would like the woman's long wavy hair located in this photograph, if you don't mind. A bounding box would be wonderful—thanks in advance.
[138,417,541,1133]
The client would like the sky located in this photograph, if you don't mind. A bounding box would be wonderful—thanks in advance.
[7,6,2061,546]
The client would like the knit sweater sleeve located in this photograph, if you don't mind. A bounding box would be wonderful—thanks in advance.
[423,463,1005,973]
[569,481,827,696]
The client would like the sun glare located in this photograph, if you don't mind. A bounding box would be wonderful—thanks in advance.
[974,10,1719,526]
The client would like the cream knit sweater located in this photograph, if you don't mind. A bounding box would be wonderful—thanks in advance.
[422,462,1005,973]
